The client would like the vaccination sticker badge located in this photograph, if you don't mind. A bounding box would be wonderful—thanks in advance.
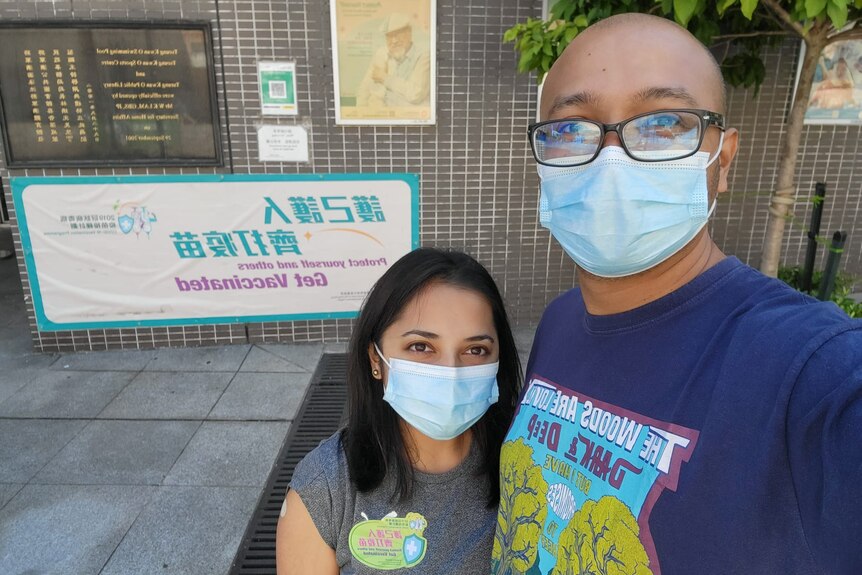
[349,512,428,569]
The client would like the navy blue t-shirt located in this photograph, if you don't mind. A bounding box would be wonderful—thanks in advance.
[491,257,862,574]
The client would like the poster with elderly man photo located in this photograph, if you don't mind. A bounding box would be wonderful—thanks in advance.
[330,0,436,125]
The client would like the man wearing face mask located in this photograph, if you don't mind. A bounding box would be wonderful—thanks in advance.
[492,13,862,575]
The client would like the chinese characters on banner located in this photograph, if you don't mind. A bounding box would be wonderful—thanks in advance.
[12,174,418,330]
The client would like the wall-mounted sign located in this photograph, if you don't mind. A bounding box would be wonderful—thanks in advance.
[12,174,419,331]
[258,61,298,116]
[330,0,436,125]
[0,21,223,167]
[258,125,308,162]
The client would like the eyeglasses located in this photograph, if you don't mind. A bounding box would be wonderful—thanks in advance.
[528,109,725,167]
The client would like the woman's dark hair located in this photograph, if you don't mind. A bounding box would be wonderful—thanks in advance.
[343,247,522,507]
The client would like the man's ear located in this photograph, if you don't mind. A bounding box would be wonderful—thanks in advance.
[368,343,383,380]
[717,127,739,195]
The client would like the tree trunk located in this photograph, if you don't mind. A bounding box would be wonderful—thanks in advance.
[758,34,827,277]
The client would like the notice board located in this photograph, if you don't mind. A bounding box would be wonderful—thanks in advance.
[0,21,223,167]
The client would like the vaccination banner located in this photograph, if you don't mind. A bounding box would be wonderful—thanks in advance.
[330,0,436,125]
[11,173,419,331]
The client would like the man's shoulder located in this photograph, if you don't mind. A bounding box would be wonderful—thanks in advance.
[728,263,854,331]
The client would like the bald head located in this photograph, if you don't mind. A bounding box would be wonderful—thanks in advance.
[541,13,727,119]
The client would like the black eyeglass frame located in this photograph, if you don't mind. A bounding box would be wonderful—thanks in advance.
[527,108,726,168]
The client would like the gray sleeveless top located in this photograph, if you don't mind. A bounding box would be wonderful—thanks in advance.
[288,431,496,574]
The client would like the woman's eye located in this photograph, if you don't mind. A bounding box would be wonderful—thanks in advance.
[407,342,431,353]
[466,346,489,356]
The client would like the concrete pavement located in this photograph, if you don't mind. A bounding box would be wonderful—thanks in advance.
[0,251,335,574]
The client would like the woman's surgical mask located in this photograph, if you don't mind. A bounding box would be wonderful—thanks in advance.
[537,142,722,278]
[374,344,499,440]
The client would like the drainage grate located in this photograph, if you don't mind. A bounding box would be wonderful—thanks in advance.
[229,353,348,575]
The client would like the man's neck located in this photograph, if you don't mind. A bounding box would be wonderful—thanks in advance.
[578,231,726,315]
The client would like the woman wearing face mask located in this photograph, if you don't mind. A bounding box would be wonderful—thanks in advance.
[276,247,522,574]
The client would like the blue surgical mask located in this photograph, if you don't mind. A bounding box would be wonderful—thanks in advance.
[537,143,722,278]
[375,344,499,440]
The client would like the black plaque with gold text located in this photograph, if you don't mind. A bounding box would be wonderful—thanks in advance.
[0,21,223,167]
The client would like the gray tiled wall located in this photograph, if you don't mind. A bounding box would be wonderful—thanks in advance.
[1,1,860,352]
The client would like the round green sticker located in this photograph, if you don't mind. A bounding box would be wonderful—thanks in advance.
[348,512,428,570]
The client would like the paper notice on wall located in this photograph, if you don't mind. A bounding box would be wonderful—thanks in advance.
[258,125,309,162]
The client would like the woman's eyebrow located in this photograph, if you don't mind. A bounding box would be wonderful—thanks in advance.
[399,331,495,343]
[465,334,495,343]
[401,329,438,338]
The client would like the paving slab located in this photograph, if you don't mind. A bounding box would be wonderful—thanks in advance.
[240,342,323,373]
[164,421,290,487]
[0,348,60,373]
[0,370,135,418]
[0,354,61,401]
[33,420,200,485]
[0,418,89,483]
[0,483,24,509]
[0,324,37,360]
[0,484,157,575]
[53,348,158,372]
[144,344,251,372]
[99,485,260,575]
[0,369,34,406]
[208,372,310,421]
[99,371,234,420]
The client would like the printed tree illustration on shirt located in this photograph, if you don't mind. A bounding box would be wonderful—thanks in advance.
[492,438,548,575]
[552,496,652,575]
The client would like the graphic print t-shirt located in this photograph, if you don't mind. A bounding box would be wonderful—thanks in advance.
[491,257,862,575]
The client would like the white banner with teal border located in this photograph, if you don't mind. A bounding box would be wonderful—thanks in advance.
[12,173,419,331]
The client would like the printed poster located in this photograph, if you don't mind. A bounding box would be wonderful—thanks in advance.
[330,0,436,125]
[12,174,419,330]
[797,39,862,125]
[492,377,699,575]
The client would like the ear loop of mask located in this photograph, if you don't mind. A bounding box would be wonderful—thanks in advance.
[704,131,725,219]
[705,131,725,169]
[374,343,391,370]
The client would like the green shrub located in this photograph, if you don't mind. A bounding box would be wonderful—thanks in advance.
[778,266,862,319]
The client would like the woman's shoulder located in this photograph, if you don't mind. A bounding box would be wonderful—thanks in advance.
[290,430,348,491]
